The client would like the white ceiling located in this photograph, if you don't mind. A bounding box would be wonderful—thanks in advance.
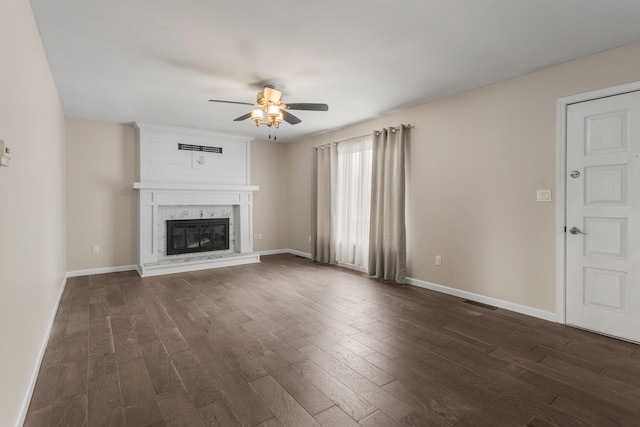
[30,0,640,142]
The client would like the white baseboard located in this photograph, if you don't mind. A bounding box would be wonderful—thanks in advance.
[406,277,557,322]
[257,248,312,258]
[66,264,137,277]
[284,248,311,258]
[257,249,290,256]
[16,273,68,427]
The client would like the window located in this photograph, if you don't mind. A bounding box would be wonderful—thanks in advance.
[335,135,373,269]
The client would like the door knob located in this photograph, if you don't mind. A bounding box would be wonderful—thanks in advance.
[569,227,587,235]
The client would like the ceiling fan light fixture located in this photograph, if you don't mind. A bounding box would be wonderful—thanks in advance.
[251,108,264,126]
[263,85,281,104]
[267,104,280,117]
[209,85,328,135]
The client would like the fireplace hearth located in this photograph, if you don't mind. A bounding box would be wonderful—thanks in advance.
[166,218,229,255]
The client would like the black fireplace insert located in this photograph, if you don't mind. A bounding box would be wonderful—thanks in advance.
[166,218,229,255]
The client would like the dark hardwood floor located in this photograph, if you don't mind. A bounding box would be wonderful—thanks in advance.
[24,254,640,426]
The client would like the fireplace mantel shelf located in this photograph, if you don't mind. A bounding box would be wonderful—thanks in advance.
[133,182,259,192]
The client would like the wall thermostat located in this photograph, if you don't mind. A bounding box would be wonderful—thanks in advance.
[0,140,11,167]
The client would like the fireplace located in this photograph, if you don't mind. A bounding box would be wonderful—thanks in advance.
[133,123,260,276]
[166,218,229,255]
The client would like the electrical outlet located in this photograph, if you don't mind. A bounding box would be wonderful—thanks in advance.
[257,234,262,240]
[92,244,100,254]
[253,234,258,240]
[436,255,442,266]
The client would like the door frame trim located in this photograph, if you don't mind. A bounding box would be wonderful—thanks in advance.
[555,80,640,324]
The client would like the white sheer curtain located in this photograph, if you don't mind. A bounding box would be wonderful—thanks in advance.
[369,126,408,283]
[335,136,373,269]
[311,143,337,264]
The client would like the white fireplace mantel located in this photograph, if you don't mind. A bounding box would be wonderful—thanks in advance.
[133,182,260,192]
[133,183,260,277]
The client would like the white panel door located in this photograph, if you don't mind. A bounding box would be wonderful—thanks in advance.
[566,91,640,343]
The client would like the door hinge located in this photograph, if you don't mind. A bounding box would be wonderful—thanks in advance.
[564,226,567,233]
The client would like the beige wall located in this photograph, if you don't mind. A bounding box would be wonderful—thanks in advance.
[286,40,640,314]
[251,139,289,252]
[0,0,66,425]
[66,118,137,271]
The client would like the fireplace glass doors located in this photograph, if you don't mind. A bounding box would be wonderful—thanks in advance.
[166,218,229,255]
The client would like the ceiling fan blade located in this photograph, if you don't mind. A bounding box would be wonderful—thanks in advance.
[285,103,329,111]
[233,112,252,121]
[282,110,301,125]
[209,99,255,106]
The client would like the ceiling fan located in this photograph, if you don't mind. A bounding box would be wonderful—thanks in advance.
[209,85,329,131]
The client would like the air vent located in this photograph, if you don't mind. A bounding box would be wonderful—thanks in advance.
[463,300,498,311]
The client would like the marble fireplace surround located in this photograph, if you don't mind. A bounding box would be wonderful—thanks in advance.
[133,182,260,277]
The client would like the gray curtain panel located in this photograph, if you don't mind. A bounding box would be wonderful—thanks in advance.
[311,143,337,264]
[368,126,408,283]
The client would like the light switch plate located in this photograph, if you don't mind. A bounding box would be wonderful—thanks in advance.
[537,189,552,202]
[0,139,10,167]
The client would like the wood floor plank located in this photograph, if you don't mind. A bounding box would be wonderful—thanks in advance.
[299,344,415,421]
[305,334,395,386]
[531,344,604,373]
[141,295,176,329]
[156,387,205,427]
[118,357,163,426]
[112,331,143,363]
[139,339,184,395]
[24,254,640,427]
[27,367,59,412]
[88,353,118,378]
[88,316,115,358]
[201,325,269,381]
[382,380,461,426]
[268,364,335,416]
[359,410,400,427]
[419,378,525,427]
[435,340,527,376]
[254,418,284,427]
[23,406,52,427]
[292,359,377,421]
[550,394,639,426]
[88,373,125,427]
[133,313,161,344]
[364,351,432,391]
[213,371,273,427]
[55,361,88,401]
[157,326,190,354]
[49,394,88,427]
[198,400,242,427]
[170,349,223,408]
[349,331,404,360]
[521,371,640,426]
[313,406,360,427]
[529,355,640,411]
[250,375,322,427]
